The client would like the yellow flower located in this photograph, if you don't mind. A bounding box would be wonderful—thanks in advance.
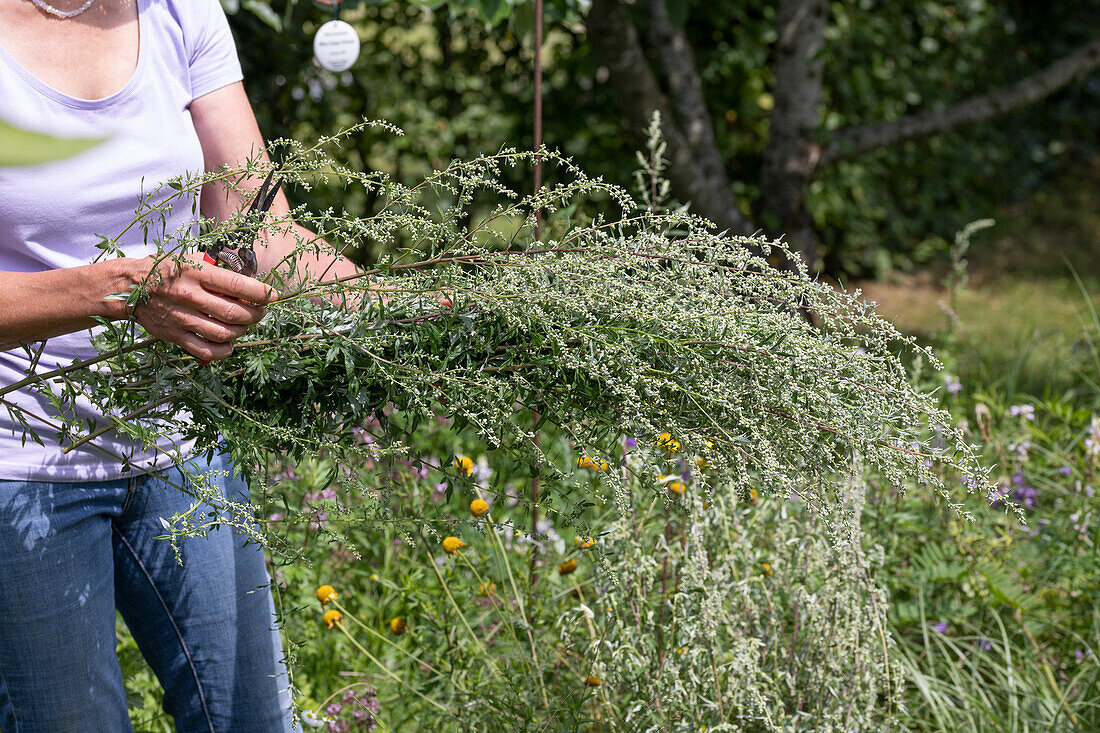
[478,581,496,596]
[454,456,474,475]
[390,616,407,635]
[749,487,759,504]
[655,432,680,455]
[442,536,466,554]
[695,457,708,468]
[762,562,773,578]
[323,609,343,629]
[584,675,601,687]
[469,498,489,517]
[558,559,579,576]
[315,585,337,606]
[658,474,684,494]
[575,456,609,471]
[369,573,379,582]
[574,536,596,549]
[695,440,715,468]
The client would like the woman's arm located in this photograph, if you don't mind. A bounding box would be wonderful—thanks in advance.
[188,82,361,285]
[0,256,278,360]
[0,80,354,360]
[0,260,136,351]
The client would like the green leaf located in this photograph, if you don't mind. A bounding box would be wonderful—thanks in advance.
[0,119,105,168]
[241,0,282,31]
[473,0,509,26]
[510,1,535,47]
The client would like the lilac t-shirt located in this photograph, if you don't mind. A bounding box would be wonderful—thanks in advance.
[0,0,243,480]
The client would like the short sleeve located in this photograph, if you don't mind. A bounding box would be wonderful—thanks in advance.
[185,0,244,101]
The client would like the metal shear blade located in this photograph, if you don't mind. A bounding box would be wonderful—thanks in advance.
[204,168,283,278]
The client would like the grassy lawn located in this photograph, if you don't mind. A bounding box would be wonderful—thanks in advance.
[851,159,1100,398]
[854,274,1100,397]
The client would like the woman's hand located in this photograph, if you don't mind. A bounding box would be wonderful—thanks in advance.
[132,254,279,362]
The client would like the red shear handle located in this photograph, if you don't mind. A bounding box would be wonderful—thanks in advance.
[199,252,221,365]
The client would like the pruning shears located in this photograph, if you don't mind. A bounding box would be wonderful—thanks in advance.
[202,168,282,278]
[197,168,281,365]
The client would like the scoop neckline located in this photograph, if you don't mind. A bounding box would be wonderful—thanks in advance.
[0,0,149,110]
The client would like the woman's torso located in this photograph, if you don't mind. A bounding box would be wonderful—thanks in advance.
[0,0,240,480]
[0,0,140,101]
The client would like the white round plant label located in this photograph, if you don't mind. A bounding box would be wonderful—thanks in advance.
[313,20,360,72]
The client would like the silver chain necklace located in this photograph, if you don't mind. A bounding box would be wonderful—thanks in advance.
[25,0,98,19]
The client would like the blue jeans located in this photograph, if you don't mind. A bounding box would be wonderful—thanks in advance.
[0,453,295,732]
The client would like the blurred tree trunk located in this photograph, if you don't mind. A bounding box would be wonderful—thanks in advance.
[587,0,755,238]
[756,0,827,271]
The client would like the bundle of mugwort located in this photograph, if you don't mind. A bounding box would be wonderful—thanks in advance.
[8,127,993,546]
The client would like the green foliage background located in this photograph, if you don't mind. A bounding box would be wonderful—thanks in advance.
[99,2,1100,729]
[224,0,1099,277]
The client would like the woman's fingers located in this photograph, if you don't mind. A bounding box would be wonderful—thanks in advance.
[195,262,280,306]
[137,304,249,359]
[166,305,251,344]
[134,255,279,360]
[175,331,234,362]
[186,288,268,326]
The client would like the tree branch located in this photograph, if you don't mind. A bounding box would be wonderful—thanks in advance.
[822,37,1100,165]
[636,0,725,191]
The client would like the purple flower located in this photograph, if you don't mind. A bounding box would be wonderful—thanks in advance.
[1009,404,1036,421]
[989,483,1010,508]
[933,622,948,633]
[339,689,379,730]
[1028,519,1048,537]
[1061,466,1073,476]
[624,437,637,449]
[1011,441,1031,462]
[1013,484,1038,509]
[305,488,338,505]
[330,544,355,563]
[276,467,300,482]
[977,638,993,651]
[1076,649,1091,662]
